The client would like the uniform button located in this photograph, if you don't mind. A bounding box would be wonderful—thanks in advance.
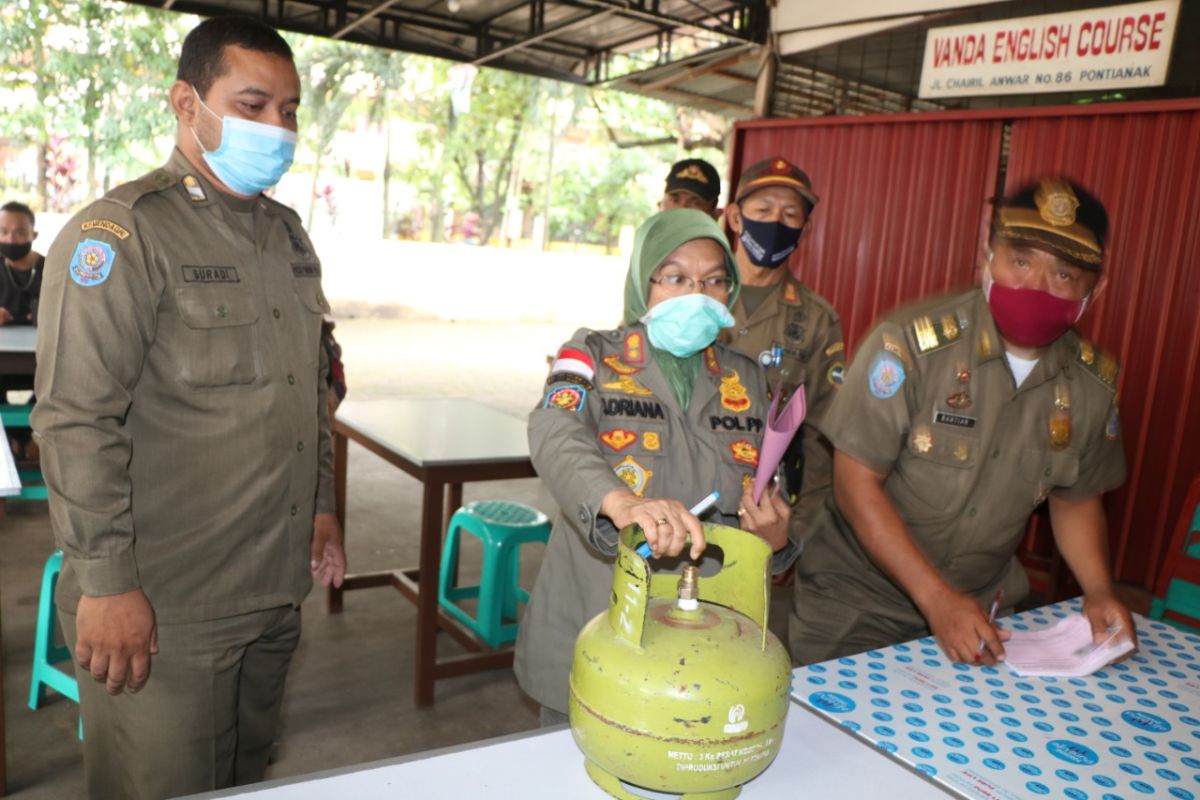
[577,504,591,524]
[287,374,295,385]
[1043,467,1051,477]
[290,504,298,516]
[215,304,227,318]
[297,441,304,452]
[968,508,977,517]
[738,328,749,336]
[273,308,281,319]
[991,449,1000,458]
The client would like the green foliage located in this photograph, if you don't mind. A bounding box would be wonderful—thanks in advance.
[0,0,730,242]
[549,146,657,250]
[0,1,190,205]
[444,69,537,242]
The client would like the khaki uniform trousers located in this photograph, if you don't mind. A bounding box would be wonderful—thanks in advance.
[59,604,300,800]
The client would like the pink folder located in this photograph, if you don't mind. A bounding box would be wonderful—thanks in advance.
[753,384,806,503]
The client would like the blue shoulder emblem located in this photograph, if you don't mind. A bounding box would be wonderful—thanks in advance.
[868,351,906,399]
[69,239,116,287]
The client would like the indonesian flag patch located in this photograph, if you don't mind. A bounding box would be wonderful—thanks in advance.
[551,347,595,382]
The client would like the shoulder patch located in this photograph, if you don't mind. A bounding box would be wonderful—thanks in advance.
[912,314,961,356]
[544,385,587,412]
[69,239,116,286]
[80,219,130,240]
[868,351,906,399]
[1077,341,1119,390]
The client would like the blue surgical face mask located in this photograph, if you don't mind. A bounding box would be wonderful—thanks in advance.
[190,87,297,196]
[641,293,735,357]
[739,215,803,269]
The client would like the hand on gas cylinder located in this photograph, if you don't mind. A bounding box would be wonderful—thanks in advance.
[736,481,791,551]
[921,586,1011,665]
[601,488,706,560]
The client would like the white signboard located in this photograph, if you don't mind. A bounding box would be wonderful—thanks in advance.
[919,0,1180,99]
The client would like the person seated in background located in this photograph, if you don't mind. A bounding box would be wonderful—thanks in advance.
[660,158,721,217]
[514,208,792,724]
[790,177,1135,666]
[0,200,44,459]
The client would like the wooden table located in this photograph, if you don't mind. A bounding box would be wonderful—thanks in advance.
[0,326,33,797]
[327,398,537,707]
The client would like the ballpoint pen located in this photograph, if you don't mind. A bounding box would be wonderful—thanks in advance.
[635,490,720,558]
[976,588,1004,659]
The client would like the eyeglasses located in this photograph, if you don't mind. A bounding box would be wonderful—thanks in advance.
[649,274,734,294]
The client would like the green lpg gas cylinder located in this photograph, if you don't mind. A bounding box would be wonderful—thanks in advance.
[569,523,791,800]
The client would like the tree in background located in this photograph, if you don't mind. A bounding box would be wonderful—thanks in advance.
[445,69,535,245]
[0,0,188,207]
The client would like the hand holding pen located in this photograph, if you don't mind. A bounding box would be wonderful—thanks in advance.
[975,589,1003,662]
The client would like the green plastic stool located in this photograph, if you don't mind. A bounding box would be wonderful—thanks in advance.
[438,500,551,648]
[29,550,83,738]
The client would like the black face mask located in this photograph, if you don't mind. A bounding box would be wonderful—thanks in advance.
[1,241,32,261]
[738,217,803,269]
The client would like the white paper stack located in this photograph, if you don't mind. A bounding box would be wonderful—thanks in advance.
[1,417,21,497]
[1003,612,1135,677]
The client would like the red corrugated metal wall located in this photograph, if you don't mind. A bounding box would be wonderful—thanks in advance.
[733,99,1200,592]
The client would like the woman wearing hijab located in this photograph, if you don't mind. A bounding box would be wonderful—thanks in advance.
[514,208,793,723]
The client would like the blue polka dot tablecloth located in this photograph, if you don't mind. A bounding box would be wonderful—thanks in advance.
[792,599,1200,800]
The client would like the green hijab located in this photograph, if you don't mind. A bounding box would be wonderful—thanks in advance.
[621,208,740,410]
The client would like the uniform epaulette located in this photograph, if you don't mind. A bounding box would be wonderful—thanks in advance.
[103,170,176,210]
[1077,338,1119,390]
[782,281,802,305]
[261,193,301,220]
[910,312,963,356]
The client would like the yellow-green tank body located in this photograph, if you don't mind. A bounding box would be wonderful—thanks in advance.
[569,523,791,799]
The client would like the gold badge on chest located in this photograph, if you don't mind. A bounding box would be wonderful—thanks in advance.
[946,363,972,410]
[719,370,752,412]
[1049,384,1072,450]
[603,375,654,396]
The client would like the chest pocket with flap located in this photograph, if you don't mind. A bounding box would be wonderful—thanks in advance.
[175,285,261,388]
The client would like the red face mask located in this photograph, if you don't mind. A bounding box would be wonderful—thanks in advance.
[985,278,1085,348]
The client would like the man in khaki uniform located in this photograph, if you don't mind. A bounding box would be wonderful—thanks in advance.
[32,17,345,798]
[660,157,721,217]
[721,157,844,554]
[515,209,791,721]
[791,177,1135,666]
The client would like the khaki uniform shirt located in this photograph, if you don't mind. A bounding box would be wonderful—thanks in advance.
[514,326,770,712]
[33,149,335,624]
[791,288,1124,663]
[721,274,844,542]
